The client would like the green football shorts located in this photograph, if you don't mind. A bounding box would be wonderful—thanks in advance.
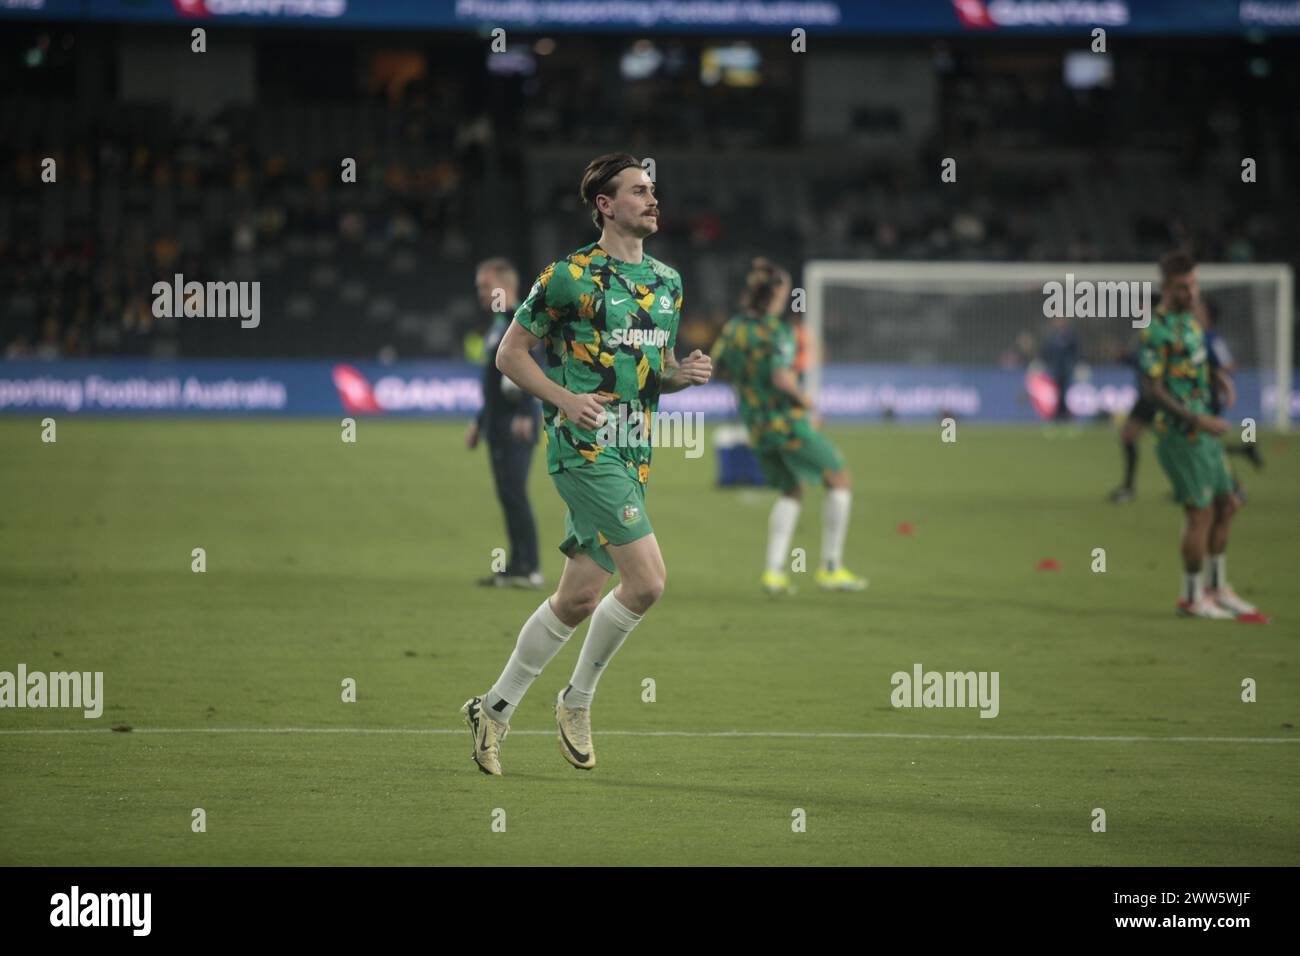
[757,421,846,493]
[551,453,654,573]
[1155,432,1234,509]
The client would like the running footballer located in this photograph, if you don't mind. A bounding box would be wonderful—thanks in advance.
[460,153,712,775]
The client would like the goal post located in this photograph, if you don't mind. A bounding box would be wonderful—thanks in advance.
[803,261,1294,431]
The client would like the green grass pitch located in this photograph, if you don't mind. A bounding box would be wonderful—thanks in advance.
[1,417,1296,866]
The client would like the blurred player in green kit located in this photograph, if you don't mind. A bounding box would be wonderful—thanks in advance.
[1138,251,1268,622]
[712,257,867,595]
[461,153,713,774]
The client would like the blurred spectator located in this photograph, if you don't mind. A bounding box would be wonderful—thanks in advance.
[1040,316,1079,422]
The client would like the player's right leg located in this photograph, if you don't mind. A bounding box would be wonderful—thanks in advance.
[1175,504,1233,618]
[1156,435,1234,619]
[772,422,866,591]
[1203,460,1268,622]
[815,465,867,591]
[763,488,802,594]
[756,450,801,594]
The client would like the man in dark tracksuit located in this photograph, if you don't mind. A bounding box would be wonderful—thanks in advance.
[1108,339,1158,503]
[1041,315,1079,422]
[468,258,543,587]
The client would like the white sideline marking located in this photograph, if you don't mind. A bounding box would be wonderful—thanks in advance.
[0,728,1294,744]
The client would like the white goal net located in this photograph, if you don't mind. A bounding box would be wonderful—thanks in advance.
[803,261,1293,430]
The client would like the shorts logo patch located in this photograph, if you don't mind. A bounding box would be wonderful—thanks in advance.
[621,504,641,525]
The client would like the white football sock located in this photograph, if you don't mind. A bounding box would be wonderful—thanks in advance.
[1183,572,1204,603]
[484,597,576,723]
[564,591,643,710]
[766,496,801,575]
[821,488,852,572]
[1206,553,1226,590]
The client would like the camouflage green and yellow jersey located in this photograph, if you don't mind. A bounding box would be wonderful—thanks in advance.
[1137,305,1216,441]
[513,242,682,482]
[712,312,807,452]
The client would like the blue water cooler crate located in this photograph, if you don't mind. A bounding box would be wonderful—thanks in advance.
[714,425,767,487]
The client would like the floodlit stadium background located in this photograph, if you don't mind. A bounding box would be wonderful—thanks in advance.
[1,0,1297,424]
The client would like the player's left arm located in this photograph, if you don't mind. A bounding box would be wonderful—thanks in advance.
[659,280,710,392]
[662,347,712,392]
[1214,367,1237,410]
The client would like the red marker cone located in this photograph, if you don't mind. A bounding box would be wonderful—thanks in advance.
[1037,558,1060,571]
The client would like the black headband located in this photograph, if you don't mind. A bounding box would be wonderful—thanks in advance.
[589,159,645,199]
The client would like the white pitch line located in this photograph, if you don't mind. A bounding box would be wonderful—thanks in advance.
[0,728,1295,744]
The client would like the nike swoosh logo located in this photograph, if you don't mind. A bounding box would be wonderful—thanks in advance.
[467,700,487,749]
[610,297,628,305]
[557,721,591,763]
